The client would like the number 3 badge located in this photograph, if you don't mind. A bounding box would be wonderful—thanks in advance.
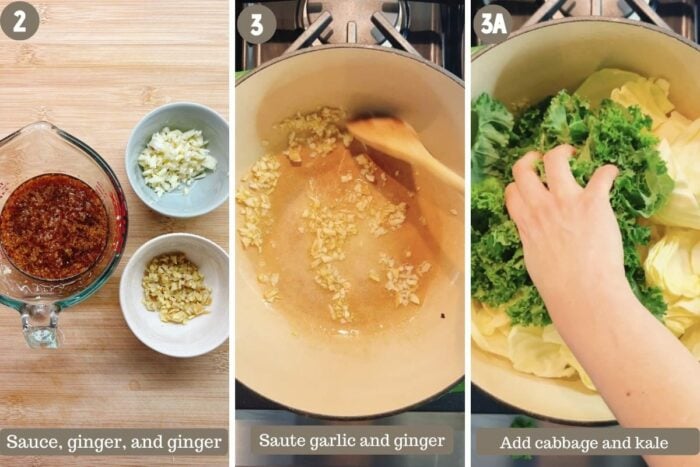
[237,5,277,45]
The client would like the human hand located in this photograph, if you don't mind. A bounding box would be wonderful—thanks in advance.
[504,145,628,315]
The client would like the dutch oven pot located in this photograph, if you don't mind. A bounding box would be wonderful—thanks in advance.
[472,17,700,424]
[236,44,465,418]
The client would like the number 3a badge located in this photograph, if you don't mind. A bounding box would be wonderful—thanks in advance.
[481,13,508,35]
[237,5,277,45]
[1,1,39,41]
[474,5,512,45]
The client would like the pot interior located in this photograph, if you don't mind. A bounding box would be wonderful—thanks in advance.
[472,19,700,118]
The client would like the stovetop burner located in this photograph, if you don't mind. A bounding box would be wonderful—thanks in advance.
[300,0,407,44]
[236,1,465,79]
[472,0,699,44]
[560,0,645,17]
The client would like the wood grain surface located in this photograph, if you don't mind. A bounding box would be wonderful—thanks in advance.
[0,1,229,465]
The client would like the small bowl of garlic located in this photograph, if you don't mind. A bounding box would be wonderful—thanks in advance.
[119,233,229,357]
[126,102,229,218]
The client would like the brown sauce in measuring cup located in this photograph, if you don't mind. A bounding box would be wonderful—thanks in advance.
[0,174,109,281]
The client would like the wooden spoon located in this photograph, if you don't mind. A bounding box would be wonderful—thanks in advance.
[346,117,465,194]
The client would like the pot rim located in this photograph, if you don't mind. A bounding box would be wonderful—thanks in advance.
[237,377,465,421]
[472,16,700,63]
[471,379,617,426]
[236,43,464,89]
[470,379,615,426]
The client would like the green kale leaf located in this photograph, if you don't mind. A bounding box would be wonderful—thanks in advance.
[471,93,514,182]
[471,90,673,326]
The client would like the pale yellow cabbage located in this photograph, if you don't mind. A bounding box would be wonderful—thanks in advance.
[578,69,700,229]
[559,345,596,391]
[645,228,700,298]
[507,325,574,378]
[644,228,700,340]
[610,75,700,230]
[472,302,595,390]
[541,325,596,390]
[610,78,674,130]
[575,68,646,107]
[653,135,700,229]
[471,302,510,359]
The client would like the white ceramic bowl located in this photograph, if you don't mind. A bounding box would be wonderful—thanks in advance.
[125,102,229,218]
[119,233,229,357]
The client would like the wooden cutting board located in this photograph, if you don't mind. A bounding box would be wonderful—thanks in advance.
[0,1,228,465]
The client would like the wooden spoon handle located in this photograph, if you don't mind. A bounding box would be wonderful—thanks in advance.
[415,152,465,194]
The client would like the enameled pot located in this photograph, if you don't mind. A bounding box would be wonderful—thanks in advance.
[236,45,465,418]
[472,18,700,424]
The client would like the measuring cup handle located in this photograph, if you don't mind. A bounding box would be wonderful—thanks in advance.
[21,306,63,349]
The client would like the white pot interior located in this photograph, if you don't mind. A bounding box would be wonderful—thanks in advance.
[236,46,465,418]
[473,19,700,117]
[472,19,700,423]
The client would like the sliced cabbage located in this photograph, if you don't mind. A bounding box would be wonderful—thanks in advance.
[585,70,700,230]
[559,346,596,391]
[645,228,700,298]
[472,303,596,388]
[644,228,700,340]
[575,68,646,107]
[542,325,596,390]
[507,326,575,378]
[665,300,700,337]
[471,302,510,359]
[652,132,700,229]
[610,78,674,129]
[656,111,693,143]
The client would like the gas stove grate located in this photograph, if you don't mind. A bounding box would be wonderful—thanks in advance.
[236,1,465,78]
[471,0,698,44]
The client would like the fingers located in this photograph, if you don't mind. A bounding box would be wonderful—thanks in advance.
[512,151,548,204]
[587,164,619,196]
[504,182,526,228]
[542,144,581,198]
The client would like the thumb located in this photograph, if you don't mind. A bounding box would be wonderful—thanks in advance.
[587,164,619,195]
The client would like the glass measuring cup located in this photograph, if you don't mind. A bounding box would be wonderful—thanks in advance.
[0,122,128,348]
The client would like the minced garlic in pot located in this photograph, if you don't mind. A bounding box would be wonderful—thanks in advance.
[369,201,407,237]
[238,107,433,325]
[379,254,432,307]
[235,155,281,252]
[275,107,353,163]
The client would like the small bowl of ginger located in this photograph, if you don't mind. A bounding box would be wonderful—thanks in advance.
[119,232,229,357]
